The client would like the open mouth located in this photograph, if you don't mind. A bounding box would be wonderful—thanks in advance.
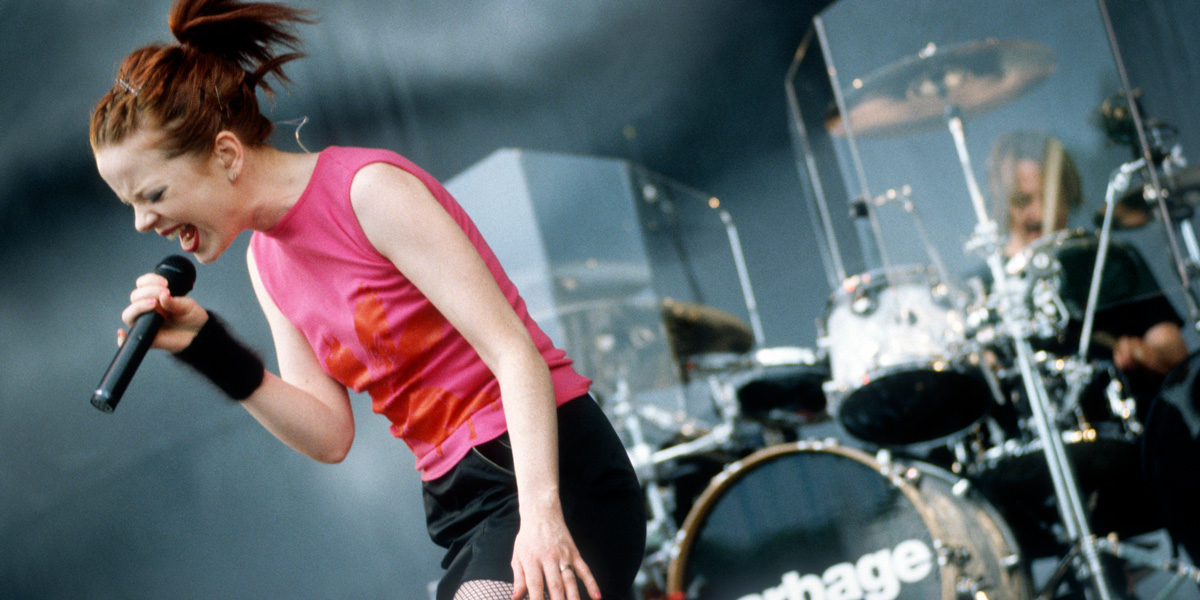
[161,224,200,253]
[178,224,199,252]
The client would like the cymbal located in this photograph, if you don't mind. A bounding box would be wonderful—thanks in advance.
[828,39,1055,137]
[659,297,755,361]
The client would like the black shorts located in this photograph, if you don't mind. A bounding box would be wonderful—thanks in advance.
[423,395,647,600]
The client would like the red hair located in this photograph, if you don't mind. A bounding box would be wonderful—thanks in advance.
[89,0,313,157]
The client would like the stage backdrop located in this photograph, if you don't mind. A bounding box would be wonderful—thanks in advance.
[2,1,1198,598]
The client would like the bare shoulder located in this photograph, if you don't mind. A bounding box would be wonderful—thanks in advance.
[347,161,456,262]
[348,161,433,216]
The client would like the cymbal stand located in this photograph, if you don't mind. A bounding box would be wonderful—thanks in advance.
[612,370,746,598]
[949,103,1115,599]
[608,377,678,597]
[1051,160,1148,433]
[861,185,957,294]
[717,209,766,346]
[1078,158,1145,361]
[1097,0,1200,328]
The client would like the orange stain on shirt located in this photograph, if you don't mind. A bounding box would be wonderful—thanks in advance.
[322,334,372,391]
[323,289,494,450]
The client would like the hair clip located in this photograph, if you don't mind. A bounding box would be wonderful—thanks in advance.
[116,77,140,97]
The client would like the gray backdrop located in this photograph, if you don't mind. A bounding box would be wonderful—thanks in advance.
[2,1,1198,599]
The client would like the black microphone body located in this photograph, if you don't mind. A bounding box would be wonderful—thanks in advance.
[91,255,196,413]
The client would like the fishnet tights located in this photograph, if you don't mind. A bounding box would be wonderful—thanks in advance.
[453,579,514,600]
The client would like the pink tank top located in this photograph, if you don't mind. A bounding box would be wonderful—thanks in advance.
[249,147,591,480]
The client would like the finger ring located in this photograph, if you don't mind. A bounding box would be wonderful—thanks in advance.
[560,564,573,573]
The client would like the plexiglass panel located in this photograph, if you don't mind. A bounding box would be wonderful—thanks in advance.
[446,148,753,432]
[795,0,1133,288]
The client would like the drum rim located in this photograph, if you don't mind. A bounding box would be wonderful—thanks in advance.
[664,441,930,594]
[821,263,953,321]
[827,366,992,447]
[828,263,943,298]
[825,358,984,389]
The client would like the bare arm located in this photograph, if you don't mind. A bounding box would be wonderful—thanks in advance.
[350,162,599,600]
[120,262,356,464]
[244,247,356,463]
[1113,321,1189,376]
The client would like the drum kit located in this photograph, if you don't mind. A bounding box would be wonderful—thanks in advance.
[601,36,1200,600]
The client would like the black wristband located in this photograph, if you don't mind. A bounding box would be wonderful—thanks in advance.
[174,312,265,400]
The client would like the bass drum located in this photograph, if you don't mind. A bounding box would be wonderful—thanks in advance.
[667,442,1031,600]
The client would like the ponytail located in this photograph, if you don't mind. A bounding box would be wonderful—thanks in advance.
[90,0,313,157]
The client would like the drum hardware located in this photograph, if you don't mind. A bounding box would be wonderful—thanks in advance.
[609,347,787,600]
[607,376,689,600]
[867,184,958,301]
[607,378,676,530]
[618,371,795,599]
[1103,375,1141,437]
[1098,0,1200,328]
[957,155,1167,599]
[716,208,766,346]
[1096,535,1200,591]
[1038,534,1200,600]
[955,119,1114,600]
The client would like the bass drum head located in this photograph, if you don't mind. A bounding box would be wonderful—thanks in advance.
[667,442,1031,600]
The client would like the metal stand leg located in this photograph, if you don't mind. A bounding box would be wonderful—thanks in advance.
[607,379,677,599]
[1012,334,1114,600]
[955,114,1117,597]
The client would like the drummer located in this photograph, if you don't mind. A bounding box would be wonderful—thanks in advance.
[983,131,1199,572]
[982,130,1188,382]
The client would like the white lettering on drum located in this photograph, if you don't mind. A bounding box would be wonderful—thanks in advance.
[735,539,934,600]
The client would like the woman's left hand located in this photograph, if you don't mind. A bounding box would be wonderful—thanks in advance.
[511,507,600,600]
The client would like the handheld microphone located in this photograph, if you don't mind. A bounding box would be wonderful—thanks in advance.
[91,255,197,413]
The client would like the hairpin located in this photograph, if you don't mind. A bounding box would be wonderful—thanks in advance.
[116,77,140,97]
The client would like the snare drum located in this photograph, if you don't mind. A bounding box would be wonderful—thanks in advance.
[821,265,989,445]
[666,442,1032,599]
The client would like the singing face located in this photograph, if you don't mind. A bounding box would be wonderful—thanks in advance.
[94,127,244,264]
[1006,158,1070,254]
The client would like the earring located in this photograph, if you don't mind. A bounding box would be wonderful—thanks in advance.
[229,172,238,182]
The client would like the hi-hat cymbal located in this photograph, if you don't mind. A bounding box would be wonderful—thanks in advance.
[828,39,1056,138]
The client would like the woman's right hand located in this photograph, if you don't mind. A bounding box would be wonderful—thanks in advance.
[118,272,209,353]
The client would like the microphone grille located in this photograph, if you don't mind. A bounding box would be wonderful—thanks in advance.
[155,255,197,296]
